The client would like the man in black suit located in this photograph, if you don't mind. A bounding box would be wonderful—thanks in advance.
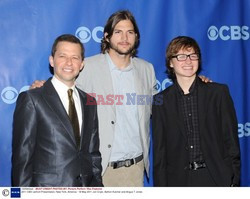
[152,36,240,187]
[12,34,103,187]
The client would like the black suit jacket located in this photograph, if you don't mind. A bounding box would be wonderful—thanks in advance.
[12,78,103,187]
[152,78,240,186]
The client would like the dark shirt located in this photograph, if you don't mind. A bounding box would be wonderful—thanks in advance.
[175,77,204,163]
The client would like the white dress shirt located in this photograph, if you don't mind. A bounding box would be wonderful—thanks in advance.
[51,76,82,133]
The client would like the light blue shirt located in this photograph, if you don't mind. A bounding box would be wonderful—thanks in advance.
[106,54,142,161]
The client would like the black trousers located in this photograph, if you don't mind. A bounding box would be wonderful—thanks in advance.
[187,168,216,187]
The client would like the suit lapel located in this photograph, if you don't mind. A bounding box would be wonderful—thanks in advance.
[42,78,77,145]
[99,54,116,117]
[132,61,145,121]
[197,79,208,134]
[77,88,86,149]
[168,87,187,139]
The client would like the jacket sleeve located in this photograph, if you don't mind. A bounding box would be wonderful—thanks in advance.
[152,94,168,186]
[220,85,241,185]
[88,101,103,187]
[12,92,37,186]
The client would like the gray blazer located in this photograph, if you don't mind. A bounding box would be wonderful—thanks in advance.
[76,53,157,175]
[12,78,103,187]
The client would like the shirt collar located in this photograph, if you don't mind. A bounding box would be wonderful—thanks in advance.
[51,76,77,96]
[175,76,198,96]
[105,53,133,72]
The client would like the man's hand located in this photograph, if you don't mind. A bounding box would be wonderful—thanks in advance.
[29,80,46,89]
[198,75,212,83]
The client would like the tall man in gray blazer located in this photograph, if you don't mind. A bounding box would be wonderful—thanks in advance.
[12,34,103,187]
[76,10,157,186]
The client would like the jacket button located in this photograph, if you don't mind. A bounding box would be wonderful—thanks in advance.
[77,174,82,180]
[111,121,114,124]
[108,144,111,148]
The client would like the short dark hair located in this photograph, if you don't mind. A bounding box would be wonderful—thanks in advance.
[51,34,84,60]
[166,36,202,80]
[101,10,140,57]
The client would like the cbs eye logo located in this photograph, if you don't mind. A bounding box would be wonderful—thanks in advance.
[207,25,249,41]
[156,78,173,92]
[1,86,29,104]
[75,26,104,43]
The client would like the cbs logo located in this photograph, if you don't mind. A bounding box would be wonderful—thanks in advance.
[156,78,173,92]
[208,25,249,41]
[75,26,104,43]
[238,122,250,138]
[1,86,29,104]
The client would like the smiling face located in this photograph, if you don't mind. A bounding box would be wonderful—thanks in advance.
[166,36,202,81]
[170,47,199,80]
[49,41,84,87]
[106,19,137,56]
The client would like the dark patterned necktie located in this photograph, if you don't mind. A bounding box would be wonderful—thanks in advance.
[67,89,80,148]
